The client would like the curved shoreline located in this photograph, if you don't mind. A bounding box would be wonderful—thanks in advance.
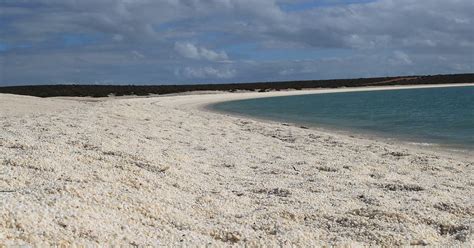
[192,83,474,109]
[198,83,474,160]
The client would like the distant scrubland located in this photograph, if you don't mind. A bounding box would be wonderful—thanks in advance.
[0,73,473,97]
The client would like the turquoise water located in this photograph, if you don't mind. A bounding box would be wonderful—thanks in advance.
[212,86,474,150]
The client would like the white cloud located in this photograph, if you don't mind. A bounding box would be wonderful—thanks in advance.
[174,42,228,62]
[180,66,236,79]
[392,51,413,65]
[131,50,145,59]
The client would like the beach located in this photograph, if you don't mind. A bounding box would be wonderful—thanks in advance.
[0,85,473,246]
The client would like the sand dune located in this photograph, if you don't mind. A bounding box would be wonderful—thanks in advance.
[0,86,473,246]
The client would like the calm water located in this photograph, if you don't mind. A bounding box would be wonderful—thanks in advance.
[212,86,474,150]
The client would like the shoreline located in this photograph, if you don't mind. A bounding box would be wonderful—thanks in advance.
[55,82,474,164]
[200,83,474,160]
[53,82,474,102]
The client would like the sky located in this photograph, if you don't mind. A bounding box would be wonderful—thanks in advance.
[0,0,473,86]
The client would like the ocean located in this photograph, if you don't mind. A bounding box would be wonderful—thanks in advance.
[211,86,474,151]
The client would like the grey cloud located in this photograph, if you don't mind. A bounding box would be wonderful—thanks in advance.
[262,0,474,53]
[0,0,472,85]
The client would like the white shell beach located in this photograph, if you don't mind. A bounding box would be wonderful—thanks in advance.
[0,85,473,246]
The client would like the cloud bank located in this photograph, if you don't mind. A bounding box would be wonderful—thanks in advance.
[0,0,473,85]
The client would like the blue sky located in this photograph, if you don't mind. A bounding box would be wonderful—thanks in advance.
[0,0,473,85]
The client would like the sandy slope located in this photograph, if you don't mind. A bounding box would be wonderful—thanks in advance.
[0,85,473,246]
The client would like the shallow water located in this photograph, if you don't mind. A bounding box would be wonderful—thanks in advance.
[212,86,474,151]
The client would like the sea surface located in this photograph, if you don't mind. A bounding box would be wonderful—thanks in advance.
[212,86,474,151]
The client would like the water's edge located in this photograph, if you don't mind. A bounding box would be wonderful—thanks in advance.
[206,86,473,158]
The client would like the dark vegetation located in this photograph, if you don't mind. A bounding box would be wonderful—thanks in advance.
[0,73,472,98]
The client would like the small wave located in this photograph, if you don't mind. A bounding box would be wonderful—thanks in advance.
[408,142,435,147]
